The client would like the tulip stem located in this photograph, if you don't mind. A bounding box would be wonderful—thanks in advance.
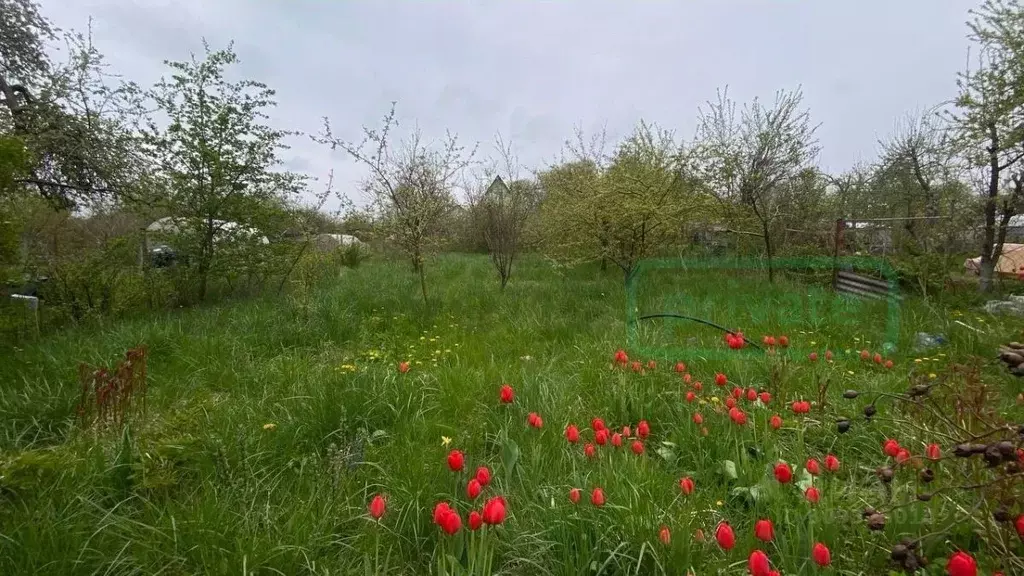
[637,314,764,351]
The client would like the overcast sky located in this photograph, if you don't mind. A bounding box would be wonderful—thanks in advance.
[41,0,978,209]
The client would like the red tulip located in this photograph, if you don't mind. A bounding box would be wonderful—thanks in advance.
[860,349,870,360]
[647,359,657,370]
[805,486,820,504]
[692,380,702,391]
[468,510,483,531]
[692,412,703,425]
[725,397,737,409]
[447,450,464,472]
[569,488,580,504]
[808,351,818,362]
[791,400,810,414]
[1015,514,1024,539]
[631,440,644,455]
[475,466,491,486]
[679,476,694,495]
[946,551,977,576]
[715,372,728,386]
[763,335,776,347]
[659,525,671,545]
[769,414,783,430]
[439,509,461,535]
[433,501,451,525]
[754,518,774,542]
[595,428,609,446]
[398,361,410,373]
[614,349,628,365]
[611,432,623,447]
[590,487,605,506]
[729,407,747,425]
[630,360,642,373]
[528,412,543,428]
[824,454,840,472]
[728,335,744,349]
[637,420,650,439]
[686,391,696,403]
[774,462,792,483]
[675,362,687,373]
[433,502,461,535]
[883,439,900,458]
[873,352,882,364]
[584,443,596,459]
[591,417,606,432]
[499,384,514,403]
[732,387,743,400]
[748,550,771,576]
[896,448,911,464]
[714,522,735,550]
[368,494,386,520]
[925,443,941,460]
[884,359,894,369]
[778,335,789,347]
[825,350,833,361]
[806,458,821,476]
[482,495,507,525]
[812,542,831,567]
[759,391,771,404]
[467,478,482,500]
[745,388,757,402]
[622,425,631,437]
[565,424,580,443]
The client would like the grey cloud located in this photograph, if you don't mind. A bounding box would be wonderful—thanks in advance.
[41,0,980,203]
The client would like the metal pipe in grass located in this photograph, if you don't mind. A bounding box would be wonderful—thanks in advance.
[636,313,764,351]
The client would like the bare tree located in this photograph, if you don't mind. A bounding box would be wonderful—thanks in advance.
[696,88,820,282]
[474,134,538,289]
[315,103,475,304]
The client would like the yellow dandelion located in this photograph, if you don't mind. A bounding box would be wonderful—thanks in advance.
[711,397,720,404]
[938,353,946,357]
[415,360,423,365]
[262,423,277,431]
[698,399,707,406]
[434,349,441,355]
[420,336,426,341]
[441,436,451,447]
[914,358,923,363]
[716,500,723,507]
[810,341,816,346]
[847,370,855,375]
[845,348,852,354]
[444,349,451,353]
[928,373,937,379]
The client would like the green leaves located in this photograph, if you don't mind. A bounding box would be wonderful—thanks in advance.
[499,428,519,485]
[720,459,738,481]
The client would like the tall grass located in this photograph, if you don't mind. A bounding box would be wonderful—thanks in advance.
[0,254,1021,574]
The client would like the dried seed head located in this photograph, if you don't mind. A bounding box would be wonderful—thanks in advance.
[890,544,908,562]
[994,507,1011,523]
[985,445,1004,467]
[867,513,886,531]
[919,468,935,483]
[863,404,877,419]
[954,444,974,458]
[997,440,1015,458]
[917,492,932,502]
[878,466,894,483]
[862,506,877,519]
[843,389,859,399]
[837,419,851,434]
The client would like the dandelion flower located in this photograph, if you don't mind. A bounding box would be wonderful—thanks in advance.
[441,436,452,447]
[928,373,937,379]
[263,423,277,431]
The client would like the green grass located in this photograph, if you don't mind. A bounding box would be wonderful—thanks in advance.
[1,254,1022,575]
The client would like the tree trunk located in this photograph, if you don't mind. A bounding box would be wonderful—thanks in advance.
[762,223,775,283]
[979,124,1002,293]
[418,260,428,305]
